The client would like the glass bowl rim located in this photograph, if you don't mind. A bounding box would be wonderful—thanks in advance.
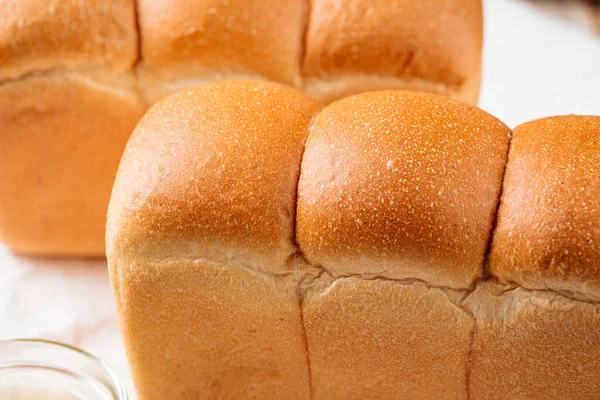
[0,338,127,400]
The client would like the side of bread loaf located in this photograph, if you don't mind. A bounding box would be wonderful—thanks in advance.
[108,81,321,399]
[0,0,144,256]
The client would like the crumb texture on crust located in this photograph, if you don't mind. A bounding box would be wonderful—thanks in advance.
[297,91,510,289]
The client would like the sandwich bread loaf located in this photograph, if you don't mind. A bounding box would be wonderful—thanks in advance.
[109,82,599,399]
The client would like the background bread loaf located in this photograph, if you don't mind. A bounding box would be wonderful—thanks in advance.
[0,0,143,256]
[137,0,307,104]
[108,83,600,399]
[302,0,483,104]
[0,0,482,256]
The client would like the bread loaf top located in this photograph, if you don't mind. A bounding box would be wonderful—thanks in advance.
[489,115,600,299]
[302,0,483,104]
[137,0,307,103]
[107,81,321,272]
[108,82,600,301]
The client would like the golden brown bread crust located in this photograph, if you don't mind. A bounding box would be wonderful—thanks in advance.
[489,116,600,301]
[108,84,600,398]
[466,282,600,400]
[137,0,483,105]
[0,72,144,256]
[137,0,308,103]
[303,276,473,400]
[302,0,483,104]
[0,0,137,81]
[297,91,510,289]
[107,80,321,272]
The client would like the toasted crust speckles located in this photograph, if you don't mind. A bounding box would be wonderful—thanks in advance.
[297,91,510,289]
[489,115,600,301]
[107,80,321,272]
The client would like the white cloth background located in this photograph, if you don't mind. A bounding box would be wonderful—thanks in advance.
[1,0,599,397]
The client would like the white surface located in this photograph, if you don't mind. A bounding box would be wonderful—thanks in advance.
[1,0,599,398]
[481,0,600,126]
[0,250,134,395]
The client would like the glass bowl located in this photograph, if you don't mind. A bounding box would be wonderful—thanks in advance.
[0,339,127,400]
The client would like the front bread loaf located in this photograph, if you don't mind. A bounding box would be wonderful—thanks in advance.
[108,83,600,399]
[1,0,482,257]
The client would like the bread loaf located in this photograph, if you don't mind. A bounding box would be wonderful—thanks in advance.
[138,0,483,104]
[0,0,482,256]
[108,82,600,399]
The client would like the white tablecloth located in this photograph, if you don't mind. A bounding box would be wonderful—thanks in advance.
[1,0,599,397]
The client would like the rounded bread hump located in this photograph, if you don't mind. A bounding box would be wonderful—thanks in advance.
[106,80,322,272]
[137,0,307,103]
[297,91,511,289]
[302,0,483,104]
[489,115,600,300]
[0,0,137,81]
